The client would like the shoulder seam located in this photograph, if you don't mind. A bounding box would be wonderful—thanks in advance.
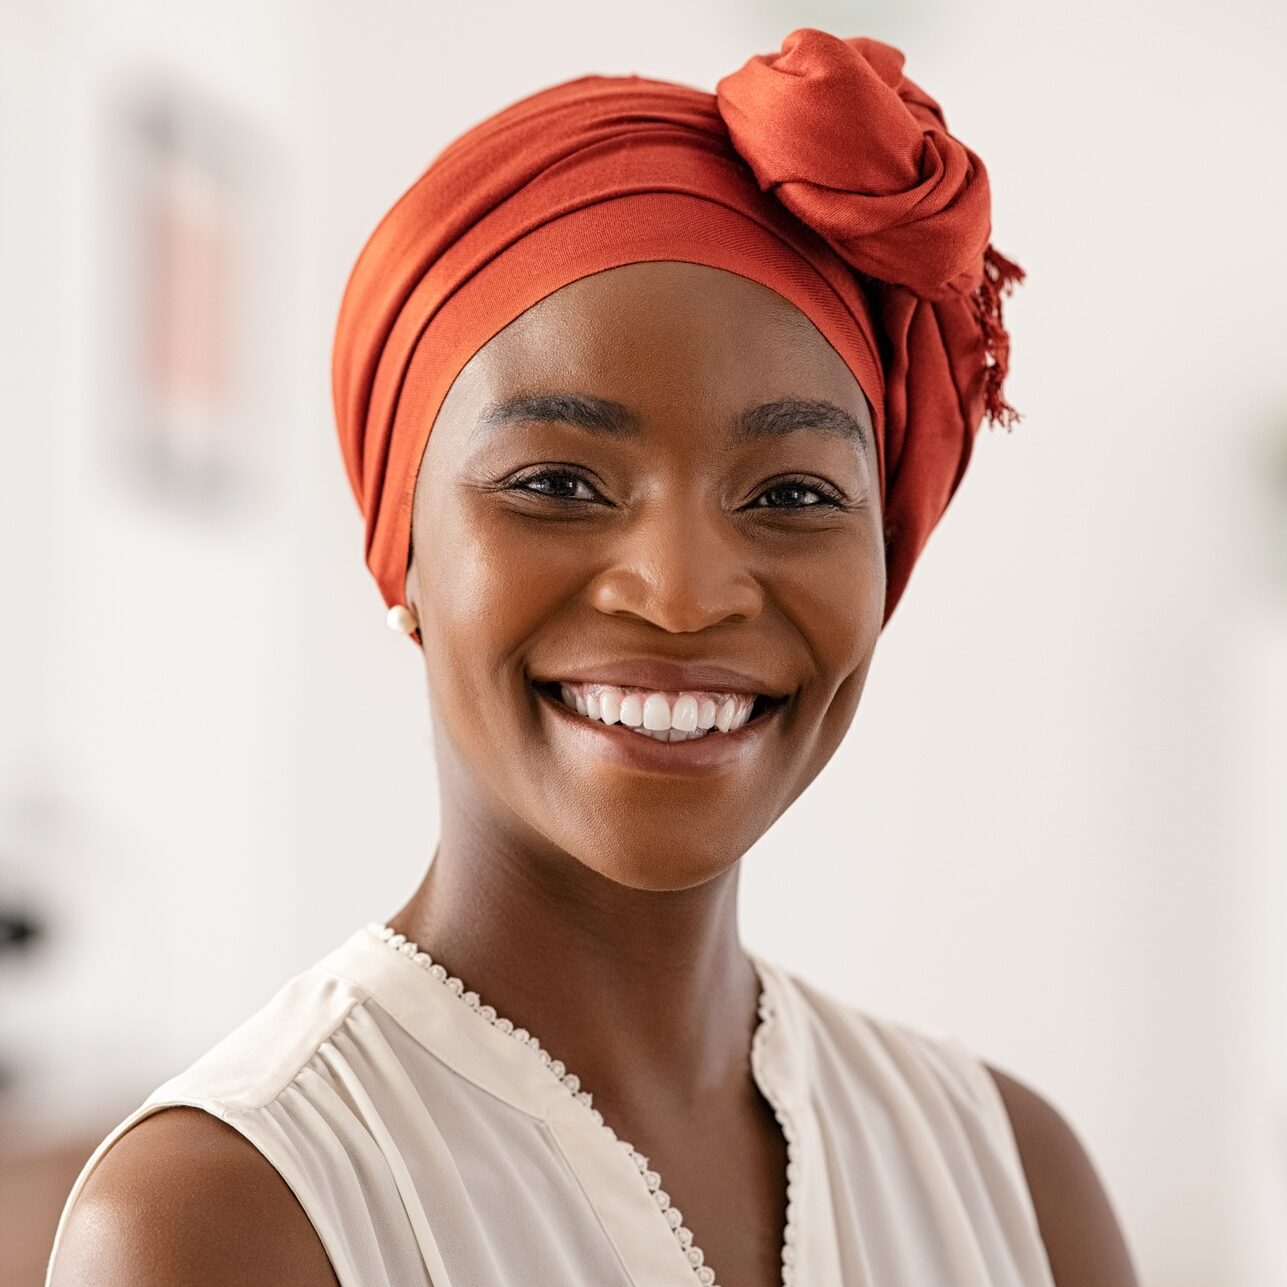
[147,979,372,1115]
[244,987,370,1112]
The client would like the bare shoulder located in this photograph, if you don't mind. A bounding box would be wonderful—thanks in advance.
[49,1105,339,1287]
[982,1061,1140,1287]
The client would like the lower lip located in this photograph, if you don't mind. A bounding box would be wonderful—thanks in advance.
[533,684,786,778]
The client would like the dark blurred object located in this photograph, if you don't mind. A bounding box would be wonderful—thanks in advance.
[0,908,45,1095]
[0,910,43,953]
[0,905,80,1287]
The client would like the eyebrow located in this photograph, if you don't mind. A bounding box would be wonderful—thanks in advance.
[474,392,869,453]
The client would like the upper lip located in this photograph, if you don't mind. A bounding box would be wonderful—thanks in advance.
[531,658,792,699]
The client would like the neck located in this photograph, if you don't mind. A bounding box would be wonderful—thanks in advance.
[387,816,762,1117]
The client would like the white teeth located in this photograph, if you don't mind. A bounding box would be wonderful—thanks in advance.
[642,693,670,731]
[633,725,713,743]
[549,681,767,741]
[672,694,699,733]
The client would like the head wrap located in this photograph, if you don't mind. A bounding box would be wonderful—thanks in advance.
[332,28,1024,634]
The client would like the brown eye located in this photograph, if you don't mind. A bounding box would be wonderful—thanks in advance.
[510,469,603,502]
[752,477,848,510]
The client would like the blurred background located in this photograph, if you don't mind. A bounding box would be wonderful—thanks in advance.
[2,0,1284,1283]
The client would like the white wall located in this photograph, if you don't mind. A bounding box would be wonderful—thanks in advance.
[2,1,1283,1283]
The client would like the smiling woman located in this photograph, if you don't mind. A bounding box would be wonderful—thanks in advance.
[47,26,1138,1287]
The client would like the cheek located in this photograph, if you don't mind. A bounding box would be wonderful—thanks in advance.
[771,536,883,780]
[773,531,885,674]
[417,493,579,706]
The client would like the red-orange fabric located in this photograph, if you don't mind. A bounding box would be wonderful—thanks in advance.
[332,28,1023,631]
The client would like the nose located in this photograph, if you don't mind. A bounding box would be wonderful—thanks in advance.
[587,497,765,632]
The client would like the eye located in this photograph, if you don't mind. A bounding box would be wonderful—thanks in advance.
[508,468,603,503]
[750,476,850,511]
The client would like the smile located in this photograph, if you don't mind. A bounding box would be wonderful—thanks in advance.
[546,680,784,740]
[532,679,788,776]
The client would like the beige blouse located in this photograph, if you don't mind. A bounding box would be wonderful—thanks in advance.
[47,922,1057,1286]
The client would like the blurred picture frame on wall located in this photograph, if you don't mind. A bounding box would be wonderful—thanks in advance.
[100,71,281,515]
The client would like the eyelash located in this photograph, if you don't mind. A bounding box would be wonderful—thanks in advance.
[504,468,854,512]
[752,475,851,510]
[507,468,852,511]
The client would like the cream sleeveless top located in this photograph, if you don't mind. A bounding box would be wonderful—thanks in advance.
[47,923,1057,1287]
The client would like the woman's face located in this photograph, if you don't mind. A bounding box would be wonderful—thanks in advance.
[406,261,884,892]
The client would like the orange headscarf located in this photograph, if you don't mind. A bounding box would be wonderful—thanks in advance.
[332,29,1024,634]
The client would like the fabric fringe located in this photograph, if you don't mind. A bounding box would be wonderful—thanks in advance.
[974,244,1026,429]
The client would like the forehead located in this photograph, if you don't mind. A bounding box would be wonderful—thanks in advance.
[452,261,875,441]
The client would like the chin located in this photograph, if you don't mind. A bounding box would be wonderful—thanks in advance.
[576,843,743,894]
[516,751,780,890]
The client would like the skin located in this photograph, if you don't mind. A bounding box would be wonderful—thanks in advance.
[50,262,1139,1286]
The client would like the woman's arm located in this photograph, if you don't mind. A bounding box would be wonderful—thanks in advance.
[48,1106,340,1287]
[984,1063,1141,1287]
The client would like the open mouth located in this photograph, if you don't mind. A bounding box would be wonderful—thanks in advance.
[532,680,788,743]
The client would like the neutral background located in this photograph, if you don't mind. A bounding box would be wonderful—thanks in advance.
[2,1,1284,1284]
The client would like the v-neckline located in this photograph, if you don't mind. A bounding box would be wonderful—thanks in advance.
[338,922,803,1287]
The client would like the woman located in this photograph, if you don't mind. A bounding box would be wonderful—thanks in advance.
[48,29,1139,1287]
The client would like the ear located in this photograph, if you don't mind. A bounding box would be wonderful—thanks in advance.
[404,549,419,620]
[882,516,898,562]
[402,548,425,648]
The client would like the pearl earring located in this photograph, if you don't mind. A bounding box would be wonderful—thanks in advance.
[387,604,419,635]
